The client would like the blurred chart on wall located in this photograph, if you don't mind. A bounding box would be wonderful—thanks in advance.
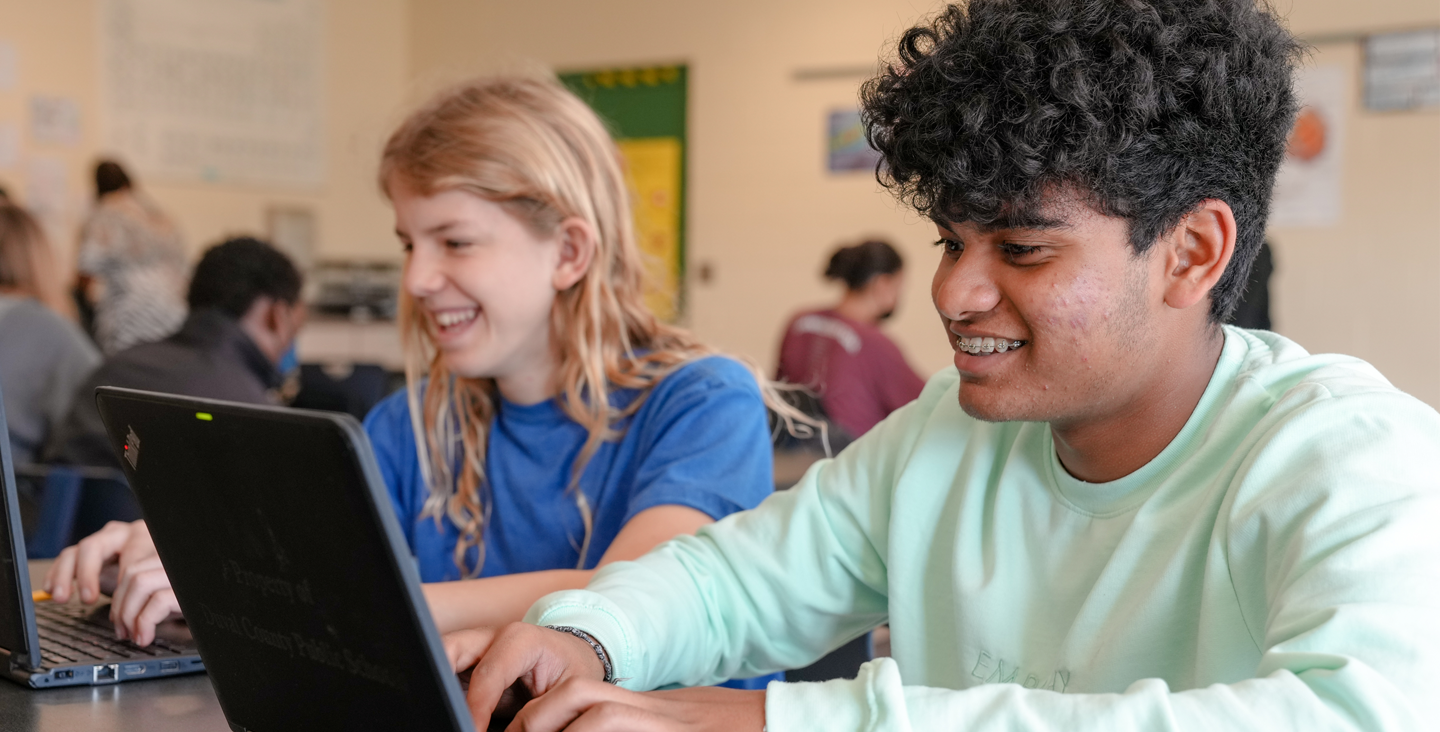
[99,0,325,189]
[1365,29,1440,112]
[560,65,686,322]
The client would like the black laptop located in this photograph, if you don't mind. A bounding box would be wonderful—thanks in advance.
[95,386,473,732]
[0,385,202,688]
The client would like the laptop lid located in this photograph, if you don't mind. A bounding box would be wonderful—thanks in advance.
[95,387,473,732]
[0,382,42,671]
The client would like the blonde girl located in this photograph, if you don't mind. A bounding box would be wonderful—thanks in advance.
[44,77,801,693]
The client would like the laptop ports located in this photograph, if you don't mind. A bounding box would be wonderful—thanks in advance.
[160,660,180,672]
[93,664,118,682]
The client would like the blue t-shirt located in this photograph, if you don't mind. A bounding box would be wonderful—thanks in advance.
[365,356,774,581]
[365,356,780,689]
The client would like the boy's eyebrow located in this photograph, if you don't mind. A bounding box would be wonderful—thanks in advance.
[930,212,1073,234]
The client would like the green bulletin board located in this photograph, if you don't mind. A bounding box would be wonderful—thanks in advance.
[560,65,687,321]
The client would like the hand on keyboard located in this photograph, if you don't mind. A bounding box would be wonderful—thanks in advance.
[43,520,183,647]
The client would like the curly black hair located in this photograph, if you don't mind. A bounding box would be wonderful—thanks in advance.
[188,237,302,317]
[861,0,1303,322]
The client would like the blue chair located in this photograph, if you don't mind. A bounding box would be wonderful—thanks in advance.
[16,464,138,559]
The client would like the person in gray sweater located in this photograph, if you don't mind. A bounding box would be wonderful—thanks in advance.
[0,203,100,464]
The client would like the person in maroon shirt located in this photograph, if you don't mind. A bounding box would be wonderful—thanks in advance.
[776,240,926,441]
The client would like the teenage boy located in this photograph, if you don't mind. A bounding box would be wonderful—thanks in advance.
[46,237,305,470]
[448,1,1440,730]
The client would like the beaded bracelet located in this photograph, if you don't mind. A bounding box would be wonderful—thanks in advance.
[546,625,616,684]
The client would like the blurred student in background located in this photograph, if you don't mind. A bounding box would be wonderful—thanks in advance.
[0,203,99,464]
[776,240,924,442]
[44,237,305,471]
[76,160,188,355]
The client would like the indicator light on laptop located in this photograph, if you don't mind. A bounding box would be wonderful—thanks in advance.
[196,412,213,421]
[32,590,51,602]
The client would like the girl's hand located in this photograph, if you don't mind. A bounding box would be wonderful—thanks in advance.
[43,520,180,646]
[44,520,157,604]
[107,554,181,646]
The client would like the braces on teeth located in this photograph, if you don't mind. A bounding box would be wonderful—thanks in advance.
[957,336,1023,355]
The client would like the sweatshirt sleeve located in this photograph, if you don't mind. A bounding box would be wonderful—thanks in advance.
[529,378,1440,730]
[526,373,944,689]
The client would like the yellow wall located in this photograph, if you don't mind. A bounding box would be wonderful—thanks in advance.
[0,0,410,270]
[409,0,1440,407]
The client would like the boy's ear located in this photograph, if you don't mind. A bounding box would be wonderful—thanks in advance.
[1161,199,1236,311]
[553,216,598,291]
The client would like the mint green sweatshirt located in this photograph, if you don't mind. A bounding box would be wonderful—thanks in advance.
[528,328,1440,730]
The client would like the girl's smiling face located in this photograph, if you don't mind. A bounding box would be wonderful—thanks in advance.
[393,185,569,400]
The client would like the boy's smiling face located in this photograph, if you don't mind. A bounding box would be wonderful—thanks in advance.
[933,194,1171,431]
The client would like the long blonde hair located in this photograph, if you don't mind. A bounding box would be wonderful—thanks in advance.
[380,76,812,577]
[0,203,74,319]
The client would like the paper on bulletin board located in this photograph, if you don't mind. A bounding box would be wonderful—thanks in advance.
[0,122,17,169]
[0,41,16,92]
[25,156,68,220]
[29,96,81,146]
[1270,66,1346,228]
[99,0,324,188]
[617,137,682,322]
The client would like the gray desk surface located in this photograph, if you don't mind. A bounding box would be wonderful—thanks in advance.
[0,561,228,731]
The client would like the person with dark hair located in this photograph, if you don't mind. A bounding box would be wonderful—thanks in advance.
[0,203,99,464]
[434,2,1440,731]
[775,239,924,440]
[44,236,305,469]
[93,161,132,198]
[75,159,187,354]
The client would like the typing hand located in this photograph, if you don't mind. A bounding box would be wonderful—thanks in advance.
[449,622,607,729]
[499,684,765,732]
[454,623,765,732]
[43,520,181,646]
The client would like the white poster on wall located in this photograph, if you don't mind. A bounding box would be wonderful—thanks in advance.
[25,156,68,220]
[0,41,17,92]
[0,122,17,169]
[29,95,81,146]
[1269,65,1346,228]
[98,0,325,189]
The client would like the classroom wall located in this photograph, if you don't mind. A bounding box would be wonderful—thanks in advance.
[0,0,410,271]
[409,0,1440,408]
[1270,0,1440,408]
[2,1,1435,407]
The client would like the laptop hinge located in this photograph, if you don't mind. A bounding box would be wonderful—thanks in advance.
[0,645,36,672]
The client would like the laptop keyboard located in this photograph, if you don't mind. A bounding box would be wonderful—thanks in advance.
[34,602,187,667]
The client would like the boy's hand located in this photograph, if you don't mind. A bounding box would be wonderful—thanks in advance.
[457,622,765,731]
[499,683,765,732]
[453,622,606,727]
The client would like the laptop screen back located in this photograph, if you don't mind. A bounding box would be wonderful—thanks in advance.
[0,384,41,669]
[96,388,470,731]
